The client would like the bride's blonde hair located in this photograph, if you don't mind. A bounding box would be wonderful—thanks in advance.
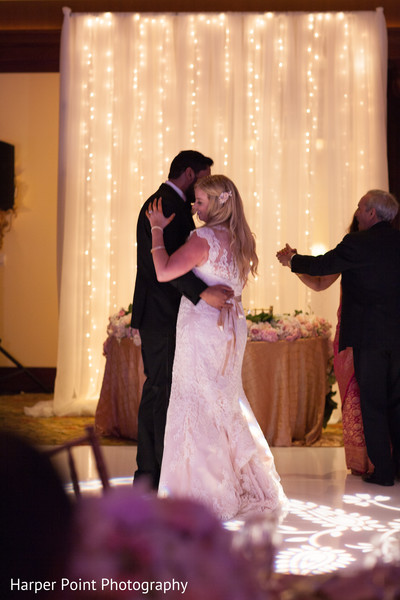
[194,174,258,283]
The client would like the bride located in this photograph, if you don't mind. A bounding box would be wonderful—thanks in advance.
[147,174,287,521]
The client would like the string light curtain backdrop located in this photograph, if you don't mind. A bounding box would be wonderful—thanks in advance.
[48,9,387,416]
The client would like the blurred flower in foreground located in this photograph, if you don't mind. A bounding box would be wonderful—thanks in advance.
[64,485,271,600]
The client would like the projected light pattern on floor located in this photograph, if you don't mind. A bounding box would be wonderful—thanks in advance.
[274,494,400,575]
[65,478,400,576]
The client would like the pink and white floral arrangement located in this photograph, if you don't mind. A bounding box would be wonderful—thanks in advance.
[105,306,332,344]
[246,312,332,343]
[106,305,141,345]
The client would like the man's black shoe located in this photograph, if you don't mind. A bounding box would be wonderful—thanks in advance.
[362,473,394,487]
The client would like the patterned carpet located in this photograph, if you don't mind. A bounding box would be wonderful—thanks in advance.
[0,394,136,446]
[0,393,342,447]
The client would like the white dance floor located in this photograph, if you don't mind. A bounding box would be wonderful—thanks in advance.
[50,446,400,576]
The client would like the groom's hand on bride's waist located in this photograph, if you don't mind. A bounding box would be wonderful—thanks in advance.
[200,285,234,311]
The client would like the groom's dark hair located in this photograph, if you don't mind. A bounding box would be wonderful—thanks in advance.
[168,150,213,179]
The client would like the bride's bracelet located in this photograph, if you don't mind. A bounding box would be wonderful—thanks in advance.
[151,245,165,254]
[151,226,163,233]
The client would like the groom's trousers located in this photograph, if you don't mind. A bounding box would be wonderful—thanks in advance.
[134,329,176,490]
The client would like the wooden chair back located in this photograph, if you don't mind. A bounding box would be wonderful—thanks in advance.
[44,425,110,497]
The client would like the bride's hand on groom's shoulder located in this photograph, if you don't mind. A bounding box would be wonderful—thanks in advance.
[146,197,175,229]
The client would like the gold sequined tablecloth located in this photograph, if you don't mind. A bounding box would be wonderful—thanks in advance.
[95,336,331,446]
[95,337,146,441]
[242,337,331,446]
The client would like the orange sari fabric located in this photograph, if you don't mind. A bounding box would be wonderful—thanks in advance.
[333,300,373,474]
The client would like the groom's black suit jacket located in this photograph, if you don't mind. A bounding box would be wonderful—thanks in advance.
[291,221,400,352]
[131,183,207,333]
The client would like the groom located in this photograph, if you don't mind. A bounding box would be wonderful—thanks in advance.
[278,189,400,486]
[131,150,233,489]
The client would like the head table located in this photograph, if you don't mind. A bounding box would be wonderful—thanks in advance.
[95,335,331,447]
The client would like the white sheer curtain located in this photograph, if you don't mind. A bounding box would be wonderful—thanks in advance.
[45,9,388,415]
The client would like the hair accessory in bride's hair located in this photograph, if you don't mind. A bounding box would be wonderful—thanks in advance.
[219,191,232,205]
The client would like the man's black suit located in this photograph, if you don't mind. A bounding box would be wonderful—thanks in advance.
[131,183,207,488]
[291,221,400,480]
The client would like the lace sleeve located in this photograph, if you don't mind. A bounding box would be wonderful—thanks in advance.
[190,227,219,264]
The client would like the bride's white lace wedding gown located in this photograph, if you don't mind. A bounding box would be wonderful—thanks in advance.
[158,225,287,521]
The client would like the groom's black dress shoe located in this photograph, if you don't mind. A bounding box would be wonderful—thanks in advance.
[361,473,394,487]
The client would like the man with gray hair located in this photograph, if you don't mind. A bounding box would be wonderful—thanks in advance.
[277,189,400,486]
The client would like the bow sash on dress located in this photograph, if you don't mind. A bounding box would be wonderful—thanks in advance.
[217,295,244,376]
